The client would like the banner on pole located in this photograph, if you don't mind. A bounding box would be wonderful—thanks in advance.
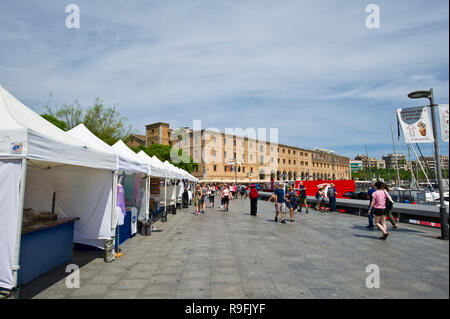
[396,106,434,143]
[438,104,449,142]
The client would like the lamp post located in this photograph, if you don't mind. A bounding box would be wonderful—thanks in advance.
[408,88,448,239]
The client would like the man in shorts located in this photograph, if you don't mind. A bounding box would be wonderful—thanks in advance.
[270,183,287,224]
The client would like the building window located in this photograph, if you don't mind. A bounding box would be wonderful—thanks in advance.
[288,149,290,154]
[260,155,264,164]
[283,149,285,153]
[294,160,296,165]
[283,159,286,164]
[224,166,227,172]
[250,167,253,173]
[260,145,263,152]
[288,160,291,164]
[214,165,217,171]
[293,150,295,155]
[250,154,253,161]
[224,151,227,159]
[243,167,245,173]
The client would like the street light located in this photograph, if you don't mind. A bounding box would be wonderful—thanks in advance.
[408,88,448,240]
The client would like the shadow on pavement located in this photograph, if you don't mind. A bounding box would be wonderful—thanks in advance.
[18,250,104,299]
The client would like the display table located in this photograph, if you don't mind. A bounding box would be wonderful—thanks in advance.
[18,218,78,285]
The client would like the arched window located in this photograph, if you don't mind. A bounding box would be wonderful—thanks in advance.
[259,169,265,180]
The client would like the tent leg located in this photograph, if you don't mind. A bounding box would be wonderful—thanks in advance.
[12,158,28,290]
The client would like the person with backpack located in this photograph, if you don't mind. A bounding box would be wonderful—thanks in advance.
[297,182,308,213]
[382,183,398,228]
[327,183,337,212]
[249,184,259,216]
[269,183,287,223]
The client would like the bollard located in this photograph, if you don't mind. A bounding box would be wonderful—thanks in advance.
[104,239,114,263]
[161,211,167,223]
[145,220,152,236]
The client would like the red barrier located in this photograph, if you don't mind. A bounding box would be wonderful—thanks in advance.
[294,180,356,199]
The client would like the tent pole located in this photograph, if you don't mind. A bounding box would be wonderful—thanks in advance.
[164,175,167,213]
[111,171,118,258]
[146,174,150,221]
[12,157,27,289]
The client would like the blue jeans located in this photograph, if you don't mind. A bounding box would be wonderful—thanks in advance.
[329,197,336,211]
[368,206,375,227]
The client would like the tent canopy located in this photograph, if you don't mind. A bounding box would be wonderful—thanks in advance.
[67,124,147,174]
[136,150,166,178]
[0,85,116,170]
[109,139,148,174]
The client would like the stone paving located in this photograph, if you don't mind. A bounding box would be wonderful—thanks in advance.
[19,197,449,299]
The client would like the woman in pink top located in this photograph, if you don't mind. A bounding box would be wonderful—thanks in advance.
[368,181,389,240]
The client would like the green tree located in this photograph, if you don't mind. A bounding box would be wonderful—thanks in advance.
[43,98,135,145]
[40,114,67,131]
[132,143,198,173]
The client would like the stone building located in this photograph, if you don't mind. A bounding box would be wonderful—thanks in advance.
[127,122,351,182]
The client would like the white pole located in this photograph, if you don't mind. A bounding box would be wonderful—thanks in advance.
[111,170,118,255]
[12,157,27,288]
[164,174,167,213]
[145,173,150,221]
[411,144,436,200]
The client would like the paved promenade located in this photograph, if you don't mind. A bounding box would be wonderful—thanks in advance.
[20,197,449,299]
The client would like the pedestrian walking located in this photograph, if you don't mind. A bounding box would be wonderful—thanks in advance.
[327,183,337,212]
[269,183,287,223]
[221,184,232,212]
[249,184,259,216]
[368,181,389,240]
[285,186,298,222]
[366,182,376,229]
[382,183,399,228]
[201,184,207,213]
[297,182,308,213]
[209,184,215,208]
[193,185,202,215]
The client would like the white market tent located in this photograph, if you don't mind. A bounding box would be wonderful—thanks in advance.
[67,124,148,174]
[0,85,117,290]
[67,125,149,243]
[136,150,166,178]
[111,140,151,222]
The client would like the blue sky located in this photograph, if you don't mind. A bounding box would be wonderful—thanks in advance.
[0,0,448,159]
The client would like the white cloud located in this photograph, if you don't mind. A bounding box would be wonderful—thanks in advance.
[0,0,448,157]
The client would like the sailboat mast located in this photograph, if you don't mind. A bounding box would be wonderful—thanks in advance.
[390,124,402,200]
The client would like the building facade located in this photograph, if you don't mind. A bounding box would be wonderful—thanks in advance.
[382,153,408,170]
[127,122,351,182]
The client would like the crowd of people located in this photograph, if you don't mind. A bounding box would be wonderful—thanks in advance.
[186,180,398,241]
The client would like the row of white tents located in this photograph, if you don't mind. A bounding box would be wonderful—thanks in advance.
[0,85,198,291]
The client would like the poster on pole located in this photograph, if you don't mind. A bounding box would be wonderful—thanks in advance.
[438,104,449,142]
[396,106,434,143]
